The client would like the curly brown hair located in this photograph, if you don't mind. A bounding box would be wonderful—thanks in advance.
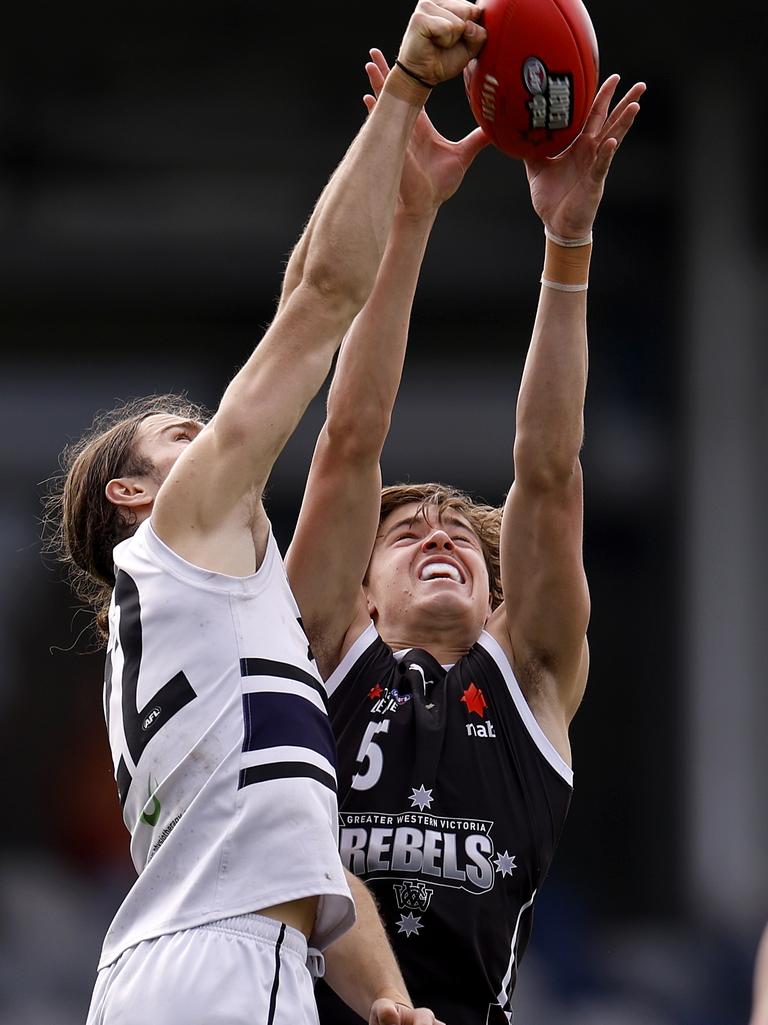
[42,393,210,642]
[377,482,504,609]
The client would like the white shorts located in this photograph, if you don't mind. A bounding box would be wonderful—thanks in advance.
[86,913,325,1025]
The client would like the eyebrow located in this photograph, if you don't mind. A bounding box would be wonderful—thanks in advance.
[383,517,420,539]
[160,419,202,436]
[383,513,476,539]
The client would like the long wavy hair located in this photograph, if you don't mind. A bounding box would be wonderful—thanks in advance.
[42,393,210,643]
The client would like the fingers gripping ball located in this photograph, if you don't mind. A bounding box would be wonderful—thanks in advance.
[464,0,599,160]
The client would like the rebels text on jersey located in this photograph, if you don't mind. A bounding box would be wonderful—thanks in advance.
[314,623,573,1025]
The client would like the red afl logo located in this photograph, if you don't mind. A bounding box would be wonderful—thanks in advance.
[522,57,548,95]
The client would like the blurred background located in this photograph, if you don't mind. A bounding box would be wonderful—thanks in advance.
[1,0,766,1022]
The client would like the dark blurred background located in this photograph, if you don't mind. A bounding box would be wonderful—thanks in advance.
[1,1,766,1022]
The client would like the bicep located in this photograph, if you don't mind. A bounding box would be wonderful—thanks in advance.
[286,426,383,663]
[500,464,590,689]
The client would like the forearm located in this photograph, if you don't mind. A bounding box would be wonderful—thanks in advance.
[279,68,428,319]
[207,75,430,487]
[324,873,411,1019]
[302,73,427,312]
[326,208,436,448]
[513,237,591,483]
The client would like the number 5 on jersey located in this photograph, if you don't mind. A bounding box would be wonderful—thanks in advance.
[351,720,391,792]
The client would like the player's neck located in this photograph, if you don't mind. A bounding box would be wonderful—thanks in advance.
[380,626,478,667]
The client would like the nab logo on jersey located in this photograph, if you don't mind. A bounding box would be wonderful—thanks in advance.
[466,720,496,739]
[460,682,487,716]
[461,683,497,740]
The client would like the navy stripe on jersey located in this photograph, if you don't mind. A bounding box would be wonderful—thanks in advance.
[240,657,328,706]
[239,761,338,793]
[241,691,337,764]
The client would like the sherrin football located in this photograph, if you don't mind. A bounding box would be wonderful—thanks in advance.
[464,0,600,160]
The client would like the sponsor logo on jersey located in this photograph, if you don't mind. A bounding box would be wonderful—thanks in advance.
[466,720,497,738]
[141,777,161,826]
[369,684,412,715]
[461,682,498,739]
[460,682,487,716]
[148,812,183,861]
[405,662,433,695]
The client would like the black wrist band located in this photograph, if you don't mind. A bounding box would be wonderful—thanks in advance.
[394,59,435,89]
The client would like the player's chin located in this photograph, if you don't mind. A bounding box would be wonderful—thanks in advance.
[416,583,475,612]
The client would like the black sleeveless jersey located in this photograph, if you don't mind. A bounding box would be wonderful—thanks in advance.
[314,623,573,1025]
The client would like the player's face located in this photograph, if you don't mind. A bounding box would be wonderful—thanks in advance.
[365,502,492,633]
[134,413,205,484]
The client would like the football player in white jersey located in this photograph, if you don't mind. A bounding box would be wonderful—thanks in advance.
[285,50,645,1024]
[45,4,488,1024]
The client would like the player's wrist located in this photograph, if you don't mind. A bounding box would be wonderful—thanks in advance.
[396,198,441,226]
[373,986,413,1008]
[541,234,592,292]
[544,225,593,247]
[384,63,433,106]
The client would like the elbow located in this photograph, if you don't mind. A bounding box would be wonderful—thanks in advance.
[324,408,391,461]
[301,257,374,319]
[513,438,583,493]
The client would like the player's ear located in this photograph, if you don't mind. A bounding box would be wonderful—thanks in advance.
[363,587,377,619]
[105,477,154,511]
[483,590,496,627]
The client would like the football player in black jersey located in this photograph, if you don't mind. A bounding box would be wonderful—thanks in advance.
[286,50,645,1025]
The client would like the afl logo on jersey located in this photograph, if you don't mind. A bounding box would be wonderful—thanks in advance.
[142,707,162,731]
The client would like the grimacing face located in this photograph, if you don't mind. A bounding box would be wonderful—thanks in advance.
[364,501,492,634]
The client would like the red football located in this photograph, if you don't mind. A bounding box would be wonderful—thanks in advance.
[464,0,600,160]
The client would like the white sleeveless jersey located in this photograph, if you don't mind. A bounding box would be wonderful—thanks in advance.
[98,519,354,969]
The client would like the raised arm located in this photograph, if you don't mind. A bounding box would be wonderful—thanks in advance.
[151,3,486,571]
[486,75,645,759]
[286,48,488,677]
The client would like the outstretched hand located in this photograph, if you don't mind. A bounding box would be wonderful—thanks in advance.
[525,75,646,239]
[397,0,486,86]
[369,998,445,1025]
[364,48,488,215]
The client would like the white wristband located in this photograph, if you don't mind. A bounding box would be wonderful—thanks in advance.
[544,226,593,247]
[541,277,589,292]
